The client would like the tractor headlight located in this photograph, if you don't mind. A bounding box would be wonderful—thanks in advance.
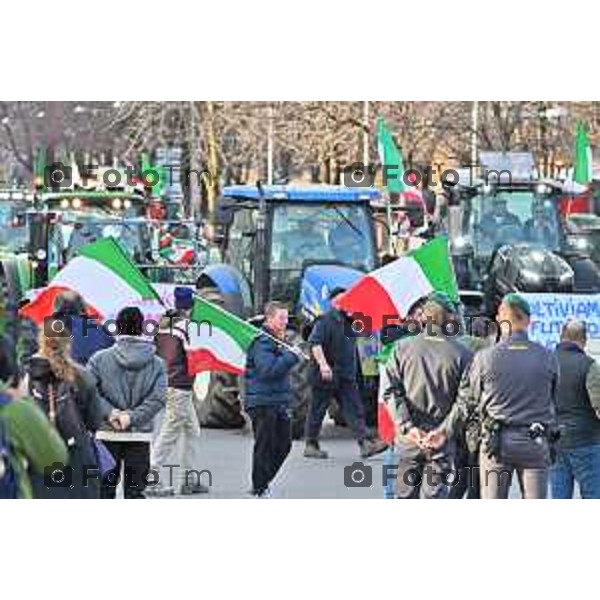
[482,184,494,195]
[60,199,70,209]
[71,198,82,209]
[452,235,470,249]
[521,269,541,283]
[570,236,590,250]
[112,198,122,210]
[535,183,551,195]
[530,250,545,263]
[560,268,574,283]
[123,199,132,209]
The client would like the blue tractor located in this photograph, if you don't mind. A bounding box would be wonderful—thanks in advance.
[195,184,382,437]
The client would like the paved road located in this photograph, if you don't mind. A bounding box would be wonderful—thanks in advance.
[146,421,555,499]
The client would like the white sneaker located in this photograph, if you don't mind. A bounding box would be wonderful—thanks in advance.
[253,487,271,499]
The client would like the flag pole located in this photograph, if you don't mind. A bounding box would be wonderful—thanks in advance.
[191,293,309,360]
[363,100,369,167]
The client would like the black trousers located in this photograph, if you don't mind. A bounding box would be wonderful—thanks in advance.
[248,405,292,495]
[305,380,368,442]
[100,441,150,499]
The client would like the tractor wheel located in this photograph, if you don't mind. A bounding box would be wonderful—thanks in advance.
[286,331,313,440]
[193,286,246,429]
[195,370,246,429]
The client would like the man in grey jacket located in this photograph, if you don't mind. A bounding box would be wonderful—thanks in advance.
[88,306,168,499]
[383,296,473,499]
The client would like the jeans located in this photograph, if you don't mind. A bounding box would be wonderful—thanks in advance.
[305,380,367,443]
[151,388,202,491]
[248,405,292,495]
[383,446,398,499]
[100,441,151,499]
[550,443,600,499]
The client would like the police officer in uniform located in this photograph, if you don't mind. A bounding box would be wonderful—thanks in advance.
[439,293,559,499]
[383,295,473,499]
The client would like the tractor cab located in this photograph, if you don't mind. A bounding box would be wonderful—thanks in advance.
[196,184,382,436]
[210,185,380,319]
[0,188,33,256]
[449,180,600,314]
[27,190,150,286]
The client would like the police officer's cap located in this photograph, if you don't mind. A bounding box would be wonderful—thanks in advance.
[427,291,457,314]
[502,293,531,317]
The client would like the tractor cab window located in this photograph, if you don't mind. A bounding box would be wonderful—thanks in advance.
[270,203,375,272]
[0,204,29,252]
[62,214,150,262]
[471,191,560,258]
[226,208,257,282]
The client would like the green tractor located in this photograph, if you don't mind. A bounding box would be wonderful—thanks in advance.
[0,188,35,344]
[25,190,210,288]
[194,184,383,438]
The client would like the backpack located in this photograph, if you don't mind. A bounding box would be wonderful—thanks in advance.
[29,375,86,444]
[0,393,18,499]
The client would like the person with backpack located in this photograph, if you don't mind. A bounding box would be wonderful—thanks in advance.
[149,287,208,496]
[0,335,67,499]
[26,330,104,499]
[87,306,167,499]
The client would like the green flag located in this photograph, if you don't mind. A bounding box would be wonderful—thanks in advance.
[574,120,592,185]
[376,117,406,194]
[141,152,165,198]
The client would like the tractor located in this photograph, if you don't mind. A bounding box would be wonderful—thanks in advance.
[0,187,35,342]
[447,179,600,318]
[25,190,211,288]
[194,184,383,438]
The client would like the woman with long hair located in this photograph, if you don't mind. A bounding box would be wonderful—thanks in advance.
[26,328,104,499]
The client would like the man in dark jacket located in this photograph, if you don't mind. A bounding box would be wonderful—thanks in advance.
[244,301,299,498]
[150,287,208,496]
[88,306,167,499]
[550,319,600,498]
[53,291,114,365]
[442,294,558,499]
[304,288,387,460]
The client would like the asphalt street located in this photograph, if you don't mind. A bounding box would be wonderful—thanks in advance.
[147,421,554,500]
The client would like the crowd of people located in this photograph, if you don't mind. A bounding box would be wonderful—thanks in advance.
[381,292,600,499]
[0,287,207,499]
[2,281,600,499]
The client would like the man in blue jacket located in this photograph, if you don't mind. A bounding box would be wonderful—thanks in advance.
[244,301,299,498]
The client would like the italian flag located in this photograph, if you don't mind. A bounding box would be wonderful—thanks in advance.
[376,117,406,195]
[19,237,161,326]
[187,296,260,375]
[334,236,458,332]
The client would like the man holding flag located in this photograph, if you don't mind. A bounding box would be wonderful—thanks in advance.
[244,301,300,498]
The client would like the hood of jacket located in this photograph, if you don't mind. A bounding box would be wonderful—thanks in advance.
[113,336,157,370]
